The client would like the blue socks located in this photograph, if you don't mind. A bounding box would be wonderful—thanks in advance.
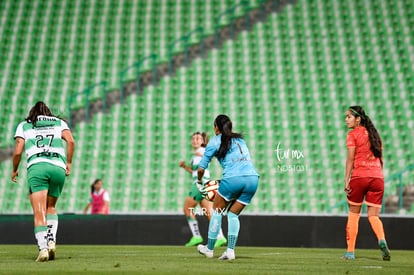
[207,211,222,250]
[227,211,240,249]
[207,211,240,251]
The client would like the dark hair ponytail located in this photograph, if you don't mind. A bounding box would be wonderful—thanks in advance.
[201,132,209,147]
[214,114,243,160]
[91,179,102,194]
[26,101,54,127]
[349,106,382,158]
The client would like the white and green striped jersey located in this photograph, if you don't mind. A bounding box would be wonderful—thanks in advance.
[14,115,70,170]
[191,147,210,180]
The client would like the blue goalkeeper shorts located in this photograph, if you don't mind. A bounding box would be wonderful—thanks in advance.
[217,175,259,205]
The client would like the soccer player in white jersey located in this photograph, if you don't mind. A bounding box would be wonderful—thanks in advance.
[11,101,75,262]
[179,132,226,247]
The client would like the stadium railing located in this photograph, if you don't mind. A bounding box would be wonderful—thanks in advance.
[119,54,158,102]
[63,0,292,130]
[329,163,414,214]
[385,163,414,211]
[68,80,108,126]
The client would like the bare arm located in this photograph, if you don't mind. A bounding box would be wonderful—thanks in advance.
[62,129,75,176]
[344,146,355,191]
[179,161,192,174]
[83,203,91,214]
[11,137,25,182]
[102,201,110,214]
[197,167,205,182]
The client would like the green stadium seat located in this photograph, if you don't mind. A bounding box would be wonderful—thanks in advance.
[0,0,413,215]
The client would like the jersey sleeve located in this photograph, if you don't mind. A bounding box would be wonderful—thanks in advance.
[199,137,218,170]
[60,119,70,131]
[103,191,110,202]
[346,131,356,147]
[14,122,24,139]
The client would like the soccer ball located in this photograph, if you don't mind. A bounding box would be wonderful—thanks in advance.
[203,180,220,201]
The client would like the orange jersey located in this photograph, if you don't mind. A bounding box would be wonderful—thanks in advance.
[346,126,383,179]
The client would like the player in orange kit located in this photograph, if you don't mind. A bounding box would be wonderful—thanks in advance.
[342,106,390,261]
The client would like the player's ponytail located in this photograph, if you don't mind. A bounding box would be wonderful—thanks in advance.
[91,179,102,194]
[214,114,243,160]
[349,106,382,158]
[201,132,209,147]
[26,101,54,127]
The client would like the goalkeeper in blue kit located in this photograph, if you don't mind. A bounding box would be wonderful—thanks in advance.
[197,114,259,260]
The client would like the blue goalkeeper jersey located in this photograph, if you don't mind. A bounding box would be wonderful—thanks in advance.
[199,134,259,178]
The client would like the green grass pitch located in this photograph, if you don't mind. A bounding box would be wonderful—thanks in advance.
[0,245,413,274]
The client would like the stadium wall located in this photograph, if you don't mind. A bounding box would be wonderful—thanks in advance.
[1,214,413,250]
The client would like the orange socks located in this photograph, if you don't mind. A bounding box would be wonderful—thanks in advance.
[346,213,386,253]
[346,212,360,252]
[368,215,385,241]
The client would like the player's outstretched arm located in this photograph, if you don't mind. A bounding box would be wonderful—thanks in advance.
[11,137,24,182]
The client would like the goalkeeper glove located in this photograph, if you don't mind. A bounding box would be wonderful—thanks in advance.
[195,179,207,197]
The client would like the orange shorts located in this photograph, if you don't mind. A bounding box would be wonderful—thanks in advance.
[347,177,384,208]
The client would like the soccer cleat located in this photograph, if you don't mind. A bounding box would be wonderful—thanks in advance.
[197,244,214,258]
[48,241,56,260]
[35,248,49,262]
[218,250,235,261]
[214,237,227,248]
[341,252,355,260]
[379,240,391,261]
[185,236,203,247]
